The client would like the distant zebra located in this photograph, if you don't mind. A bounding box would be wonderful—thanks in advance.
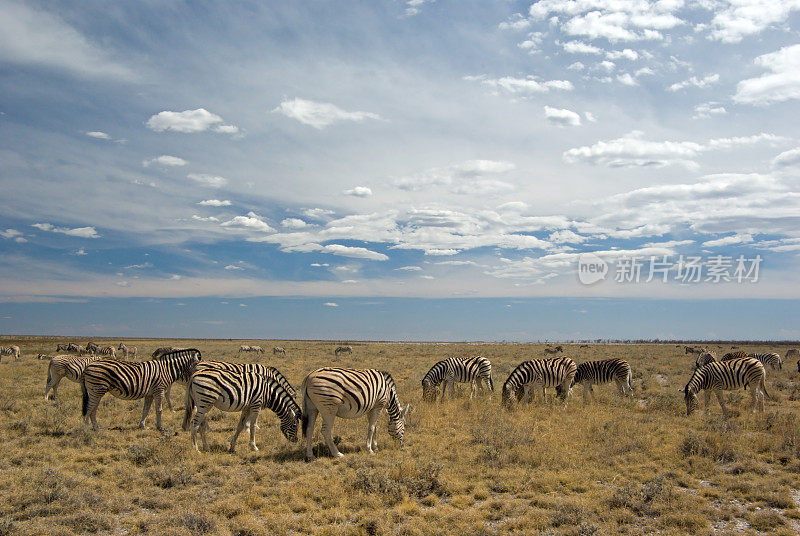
[182,368,301,452]
[86,342,99,354]
[682,358,769,417]
[0,345,20,361]
[421,356,493,402]
[273,347,287,356]
[334,346,353,356]
[502,357,577,408]
[572,359,632,402]
[56,343,69,352]
[721,351,748,361]
[685,346,705,355]
[45,354,101,400]
[302,367,411,461]
[81,348,201,431]
[251,345,265,353]
[67,343,79,353]
[118,343,137,359]
[238,345,251,353]
[695,351,717,369]
[98,345,116,358]
[785,348,798,361]
[37,354,53,360]
[543,345,563,354]
[746,353,782,371]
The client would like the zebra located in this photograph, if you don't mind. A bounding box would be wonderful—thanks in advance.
[67,343,79,353]
[302,367,411,461]
[56,343,69,352]
[572,358,632,403]
[681,358,769,417]
[238,345,252,353]
[695,351,717,369]
[543,345,563,354]
[98,345,116,358]
[37,353,53,360]
[334,346,353,356]
[721,351,747,361]
[118,343,137,359]
[421,356,493,402]
[785,348,798,361]
[45,354,101,400]
[273,347,287,356]
[501,357,577,408]
[182,368,301,452]
[0,345,20,361]
[251,345,265,353]
[86,342,99,354]
[745,353,782,371]
[81,348,201,431]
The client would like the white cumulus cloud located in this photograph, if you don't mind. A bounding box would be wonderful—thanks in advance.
[544,106,582,127]
[143,155,187,167]
[343,186,373,197]
[198,199,231,207]
[273,98,381,129]
[188,174,228,188]
[146,109,237,134]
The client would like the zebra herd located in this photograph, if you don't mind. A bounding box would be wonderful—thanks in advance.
[21,343,800,461]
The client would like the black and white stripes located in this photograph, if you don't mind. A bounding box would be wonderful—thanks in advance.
[573,358,632,402]
[421,356,493,402]
[502,357,577,407]
[182,367,301,452]
[682,358,769,416]
[44,354,100,400]
[81,348,201,431]
[302,367,410,461]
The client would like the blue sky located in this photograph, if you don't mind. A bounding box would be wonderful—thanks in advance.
[1,1,799,340]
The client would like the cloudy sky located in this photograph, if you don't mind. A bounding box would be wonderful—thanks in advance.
[1,0,799,340]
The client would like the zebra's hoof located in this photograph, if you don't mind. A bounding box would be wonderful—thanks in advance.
[305,455,315,462]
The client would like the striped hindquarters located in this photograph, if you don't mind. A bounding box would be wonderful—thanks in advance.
[695,352,717,369]
[747,353,782,370]
[49,354,97,383]
[721,351,748,361]
[574,358,631,386]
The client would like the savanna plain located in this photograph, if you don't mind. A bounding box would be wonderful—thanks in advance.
[1,337,800,536]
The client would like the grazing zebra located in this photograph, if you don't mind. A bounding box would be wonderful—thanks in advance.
[67,343,79,353]
[182,368,301,452]
[334,346,353,356]
[572,359,632,402]
[695,351,717,369]
[302,367,411,461]
[118,343,137,359]
[501,357,577,408]
[744,353,782,371]
[785,348,798,361]
[273,347,286,356]
[238,345,251,353]
[151,346,187,359]
[251,345,265,353]
[37,354,53,360]
[421,356,493,402]
[45,354,101,400]
[81,348,201,431]
[98,345,116,358]
[0,345,20,361]
[681,358,769,417]
[579,344,590,348]
[86,342,99,354]
[56,343,69,352]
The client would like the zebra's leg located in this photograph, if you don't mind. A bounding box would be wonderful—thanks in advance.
[440,380,449,402]
[703,391,712,414]
[139,395,154,429]
[164,384,174,411]
[229,409,250,453]
[540,385,547,404]
[470,380,477,399]
[320,412,343,458]
[190,414,202,451]
[524,384,531,404]
[85,391,105,431]
[304,402,318,461]
[154,390,165,431]
[45,375,62,401]
[247,408,261,451]
[588,384,596,403]
[715,390,728,418]
[366,407,381,453]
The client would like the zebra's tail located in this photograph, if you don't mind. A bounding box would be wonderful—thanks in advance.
[488,373,494,392]
[760,377,772,400]
[181,384,195,431]
[301,377,311,438]
[81,378,89,418]
[45,360,53,393]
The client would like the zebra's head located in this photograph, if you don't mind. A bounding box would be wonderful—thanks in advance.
[388,404,411,444]
[680,385,699,416]
[501,381,520,408]
[421,378,437,402]
[280,408,301,443]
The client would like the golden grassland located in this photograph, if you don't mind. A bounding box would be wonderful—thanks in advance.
[1,337,799,535]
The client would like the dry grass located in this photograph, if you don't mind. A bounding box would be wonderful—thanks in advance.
[1,337,799,535]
